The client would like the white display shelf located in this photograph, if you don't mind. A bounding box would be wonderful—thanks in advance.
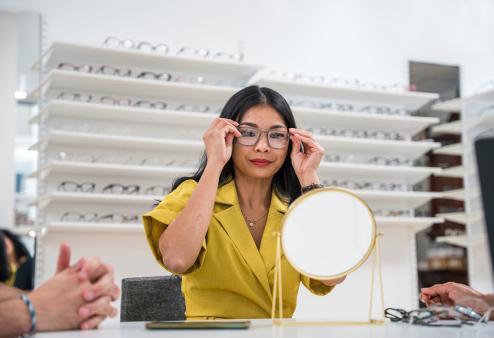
[315,135,440,158]
[436,212,466,224]
[471,88,494,102]
[30,161,195,180]
[441,188,465,201]
[249,76,439,111]
[318,162,440,183]
[29,70,238,102]
[433,142,463,156]
[36,192,161,210]
[435,165,464,178]
[352,190,443,209]
[32,160,441,185]
[435,234,485,248]
[436,235,467,247]
[44,222,143,234]
[29,130,203,152]
[36,190,440,211]
[376,216,444,231]
[431,98,462,113]
[43,219,441,234]
[292,107,438,135]
[15,193,36,203]
[431,120,461,135]
[30,130,439,158]
[11,226,38,236]
[34,42,262,79]
[30,100,218,126]
[31,100,439,136]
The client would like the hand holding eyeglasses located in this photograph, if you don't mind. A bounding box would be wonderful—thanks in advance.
[420,282,493,318]
[202,118,241,170]
[289,128,325,186]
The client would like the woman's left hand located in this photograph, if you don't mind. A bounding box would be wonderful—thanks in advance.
[289,128,325,186]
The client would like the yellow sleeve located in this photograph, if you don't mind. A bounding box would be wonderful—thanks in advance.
[142,179,206,275]
[301,275,334,296]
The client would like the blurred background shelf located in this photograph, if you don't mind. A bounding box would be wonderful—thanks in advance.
[431,120,461,135]
[433,142,463,156]
[31,100,439,136]
[431,98,462,113]
[34,42,263,79]
[29,70,239,103]
[250,76,439,111]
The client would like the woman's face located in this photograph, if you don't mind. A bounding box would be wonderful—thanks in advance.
[232,104,289,180]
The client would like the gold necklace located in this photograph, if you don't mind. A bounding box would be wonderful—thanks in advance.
[241,209,268,228]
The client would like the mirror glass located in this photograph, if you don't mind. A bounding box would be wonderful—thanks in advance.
[281,187,376,280]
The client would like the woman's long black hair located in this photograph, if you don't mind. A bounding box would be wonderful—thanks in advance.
[0,229,31,282]
[171,85,301,204]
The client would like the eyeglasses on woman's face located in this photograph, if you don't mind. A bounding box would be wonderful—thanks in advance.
[236,124,289,149]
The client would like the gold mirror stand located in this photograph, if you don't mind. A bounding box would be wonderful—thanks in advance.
[271,232,385,326]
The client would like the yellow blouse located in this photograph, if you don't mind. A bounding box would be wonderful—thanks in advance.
[143,179,333,319]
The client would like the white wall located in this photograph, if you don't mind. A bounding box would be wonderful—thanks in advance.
[1,0,494,95]
[0,11,17,228]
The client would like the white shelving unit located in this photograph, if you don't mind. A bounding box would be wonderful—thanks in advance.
[31,41,443,318]
[436,235,468,247]
[34,42,262,79]
[431,98,462,113]
[32,100,440,137]
[435,165,464,178]
[30,70,239,103]
[249,75,439,111]
[441,188,465,201]
[44,222,143,234]
[33,160,440,186]
[433,142,463,156]
[31,129,440,159]
[30,42,264,293]
[436,212,466,224]
[431,120,461,135]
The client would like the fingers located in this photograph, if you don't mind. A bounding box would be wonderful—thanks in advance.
[56,243,71,273]
[85,262,113,283]
[110,285,120,302]
[211,117,239,129]
[290,133,324,152]
[290,133,302,157]
[289,128,314,138]
[82,271,118,302]
[205,118,241,140]
[420,283,456,306]
[79,257,111,283]
[220,123,241,138]
[80,315,111,330]
[78,296,118,326]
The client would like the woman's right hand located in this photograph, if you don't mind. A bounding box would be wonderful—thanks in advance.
[202,118,241,169]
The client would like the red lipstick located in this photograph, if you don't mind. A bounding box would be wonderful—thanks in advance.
[250,158,272,167]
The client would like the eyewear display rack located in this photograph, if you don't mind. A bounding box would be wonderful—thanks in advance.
[30,41,444,319]
[432,99,467,230]
[248,71,444,318]
[462,90,494,293]
[28,42,263,293]
[415,99,468,292]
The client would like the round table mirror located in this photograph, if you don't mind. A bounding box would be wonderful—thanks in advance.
[281,187,377,280]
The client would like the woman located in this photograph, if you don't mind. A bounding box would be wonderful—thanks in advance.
[0,229,34,290]
[143,85,344,319]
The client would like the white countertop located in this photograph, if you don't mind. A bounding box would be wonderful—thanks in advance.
[35,320,494,338]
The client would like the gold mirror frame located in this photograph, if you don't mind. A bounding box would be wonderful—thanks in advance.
[271,187,385,326]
